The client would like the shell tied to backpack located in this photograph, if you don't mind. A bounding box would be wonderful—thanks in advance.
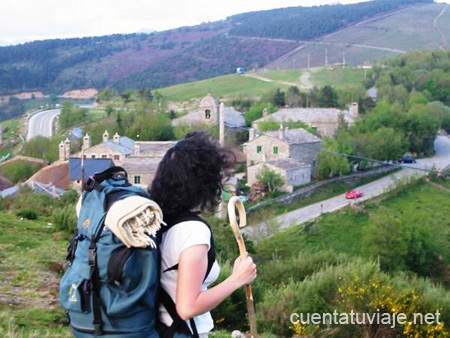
[60,167,165,338]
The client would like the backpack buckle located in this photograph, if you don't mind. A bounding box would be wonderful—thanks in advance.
[85,177,97,192]
[88,248,97,268]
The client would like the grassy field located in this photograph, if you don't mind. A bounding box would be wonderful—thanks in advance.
[157,73,291,102]
[259,69,302,83]
[0,211,235,338]
[256,180,450,266]
[311,67,366,88]
[157,67,367,103]
[0,213,71,337]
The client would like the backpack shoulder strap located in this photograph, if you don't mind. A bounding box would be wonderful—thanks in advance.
[163,212,216,282]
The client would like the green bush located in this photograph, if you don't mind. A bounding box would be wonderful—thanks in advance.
[53,205,77,235]
[16,208,38,220]
[258,259,450,337]
[1,160,42,184]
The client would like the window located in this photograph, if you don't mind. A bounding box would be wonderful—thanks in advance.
[257,146,262,154]
[114,155,120,161]
[102,155,107,158]
[205,109,211,120]
[91,155,96,159]
[313,160,316,167]
[273,146,279,154]
[134,176,141,184]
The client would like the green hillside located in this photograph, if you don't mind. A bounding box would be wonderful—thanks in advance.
[158,67,366,102]
[267,2,450,69]
[0,0,434,98]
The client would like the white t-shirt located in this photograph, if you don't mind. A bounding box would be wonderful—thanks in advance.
[159,220,221,334]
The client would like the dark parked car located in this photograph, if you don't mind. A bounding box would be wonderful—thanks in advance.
[398,156,417,164]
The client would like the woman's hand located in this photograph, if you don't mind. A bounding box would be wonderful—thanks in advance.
[231,253,257,288]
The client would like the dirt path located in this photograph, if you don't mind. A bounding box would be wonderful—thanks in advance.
[433,4,449,50]
[242,73,299,87]
[243,70,316,91]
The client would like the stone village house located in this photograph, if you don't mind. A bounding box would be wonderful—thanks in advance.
[252,103,359,138]
[59,130,176,189]
[244,126,323,193]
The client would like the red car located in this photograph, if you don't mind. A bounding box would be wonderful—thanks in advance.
[345,190,364,199]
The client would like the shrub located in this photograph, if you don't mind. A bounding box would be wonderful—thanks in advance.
[258,259,450,337]
[1,160,42,184]
[256,165,285,194]
[16,208,38,220]
[53,205,77,236]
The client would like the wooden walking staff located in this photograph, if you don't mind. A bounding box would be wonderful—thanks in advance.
[227,196,258,338]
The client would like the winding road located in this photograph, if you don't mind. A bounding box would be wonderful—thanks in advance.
[26,109,60,141]
[243,136,450,239]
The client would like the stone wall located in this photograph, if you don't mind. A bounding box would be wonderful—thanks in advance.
[247,166,397,213]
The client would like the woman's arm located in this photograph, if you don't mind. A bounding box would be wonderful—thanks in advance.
[175,244,256,321]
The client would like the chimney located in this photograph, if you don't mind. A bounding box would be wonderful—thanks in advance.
[219,102,225,146]
[249,128,256,141]
[64,138,71,160]
[103,130,109,143]
[135,142,141,156]
[263,108,269,118]
[113,132,120,144]
[350,102,359,117]
[59,141,65,161]
[83,133,91,150]
[278,124,285,141]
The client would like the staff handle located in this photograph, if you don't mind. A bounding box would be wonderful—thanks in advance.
[228,196,258,338]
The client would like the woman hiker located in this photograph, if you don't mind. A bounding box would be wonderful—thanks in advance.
[149,131,257,338]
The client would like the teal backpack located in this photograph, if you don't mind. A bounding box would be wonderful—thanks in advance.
[60,167,160,338]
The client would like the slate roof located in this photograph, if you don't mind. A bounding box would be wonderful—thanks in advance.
[266,159,310,171]
[69,158,114,180]
[264,128,322,145]
[253,108,355,125]
[137,141,176,158]
[103,137,135,156]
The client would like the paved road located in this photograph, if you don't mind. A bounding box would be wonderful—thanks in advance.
[243,136,450,239]
[26,109,60,141]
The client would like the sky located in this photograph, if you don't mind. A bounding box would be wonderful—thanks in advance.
[1,0,449,45]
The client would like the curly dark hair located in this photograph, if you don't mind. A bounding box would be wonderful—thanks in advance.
[149,131,234,221]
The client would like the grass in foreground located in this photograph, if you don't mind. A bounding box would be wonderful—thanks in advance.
[0,213,71,338]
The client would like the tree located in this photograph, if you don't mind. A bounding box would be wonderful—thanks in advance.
[22,136,60,163]
[263,88,286,108]
[317,85,339,108]
[2,161,41,184]
[363,209,410,272]
[286,86,304,108]
[105,105,114,117]
[317,139,351,179]
[256,166,285,194]
[371,127,408,162]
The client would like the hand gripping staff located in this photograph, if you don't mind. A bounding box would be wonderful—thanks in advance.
[227,196,258,338]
